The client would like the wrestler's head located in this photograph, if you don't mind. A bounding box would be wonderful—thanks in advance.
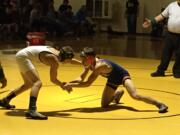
[58,46,74,62]
[80,47,96,66]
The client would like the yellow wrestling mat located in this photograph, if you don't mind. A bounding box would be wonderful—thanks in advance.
[0,53,180,135]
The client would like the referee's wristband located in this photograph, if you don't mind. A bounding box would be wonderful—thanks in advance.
[0,67,5,80]
[150,18,157,26]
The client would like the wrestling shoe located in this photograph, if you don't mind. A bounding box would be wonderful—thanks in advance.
[113,90,124,104]
[173,73,180,78]
[157,104,168,113]
[0,99,15,109]
[151,71,165,77]
[25,110,48,120]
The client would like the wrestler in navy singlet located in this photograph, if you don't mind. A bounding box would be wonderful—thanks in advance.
[100,59,130,86]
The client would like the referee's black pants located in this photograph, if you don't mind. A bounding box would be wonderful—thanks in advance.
[157,32,180,75]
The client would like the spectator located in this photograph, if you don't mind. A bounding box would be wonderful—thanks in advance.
[58,0,72,15]
[74,5,95,36]
[125,0,139,34]
[29,3,43,31]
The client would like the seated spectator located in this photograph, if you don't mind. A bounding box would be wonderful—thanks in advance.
[0,0,19,40]
[45,2,70,37]
[58,0,72,15]
[0,2,8,40]
[60,5,75,34]
[7,0,19,39]
[73,5,95,36]
[29,3,43,31]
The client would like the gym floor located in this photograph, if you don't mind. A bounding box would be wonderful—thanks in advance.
[0,34,180,135]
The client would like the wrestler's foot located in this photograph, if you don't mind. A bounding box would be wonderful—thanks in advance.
[25,110,48,120]
[151,71,165,77]
[113,90,124,104]
[157,104,168,113]
[0,99,15,109]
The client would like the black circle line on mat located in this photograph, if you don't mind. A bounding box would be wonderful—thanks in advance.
[2,84,180,120]
[59,114,180,120]
[43,84,180,120]
[41,84,180,96]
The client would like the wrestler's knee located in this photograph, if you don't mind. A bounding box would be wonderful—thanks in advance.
[32,80,42,88]
[130,93,141,100]
[101,99,110,108]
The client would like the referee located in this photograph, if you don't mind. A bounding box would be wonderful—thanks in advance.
[143,0,180,78]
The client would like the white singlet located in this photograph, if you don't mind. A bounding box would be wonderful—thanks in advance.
[16,46,55,73]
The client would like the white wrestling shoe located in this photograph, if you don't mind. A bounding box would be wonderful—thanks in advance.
[25,110,48,120]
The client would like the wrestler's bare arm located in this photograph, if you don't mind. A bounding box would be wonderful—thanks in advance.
[65,64,105,87]
[42,54,64,88]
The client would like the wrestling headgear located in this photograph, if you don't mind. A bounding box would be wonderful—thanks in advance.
[80,47,96,57]
[80,47,96,65]
[59,46,74,62]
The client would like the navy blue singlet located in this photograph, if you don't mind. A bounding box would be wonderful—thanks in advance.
[100,59,130,86]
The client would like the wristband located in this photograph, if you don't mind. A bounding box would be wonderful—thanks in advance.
[151,18,157,26]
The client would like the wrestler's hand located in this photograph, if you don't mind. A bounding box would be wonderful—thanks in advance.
[64,83,73,93]
[66,87,73,93]
[0,78,7,88]
[62,82,67,85]
[60,82,68,89]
